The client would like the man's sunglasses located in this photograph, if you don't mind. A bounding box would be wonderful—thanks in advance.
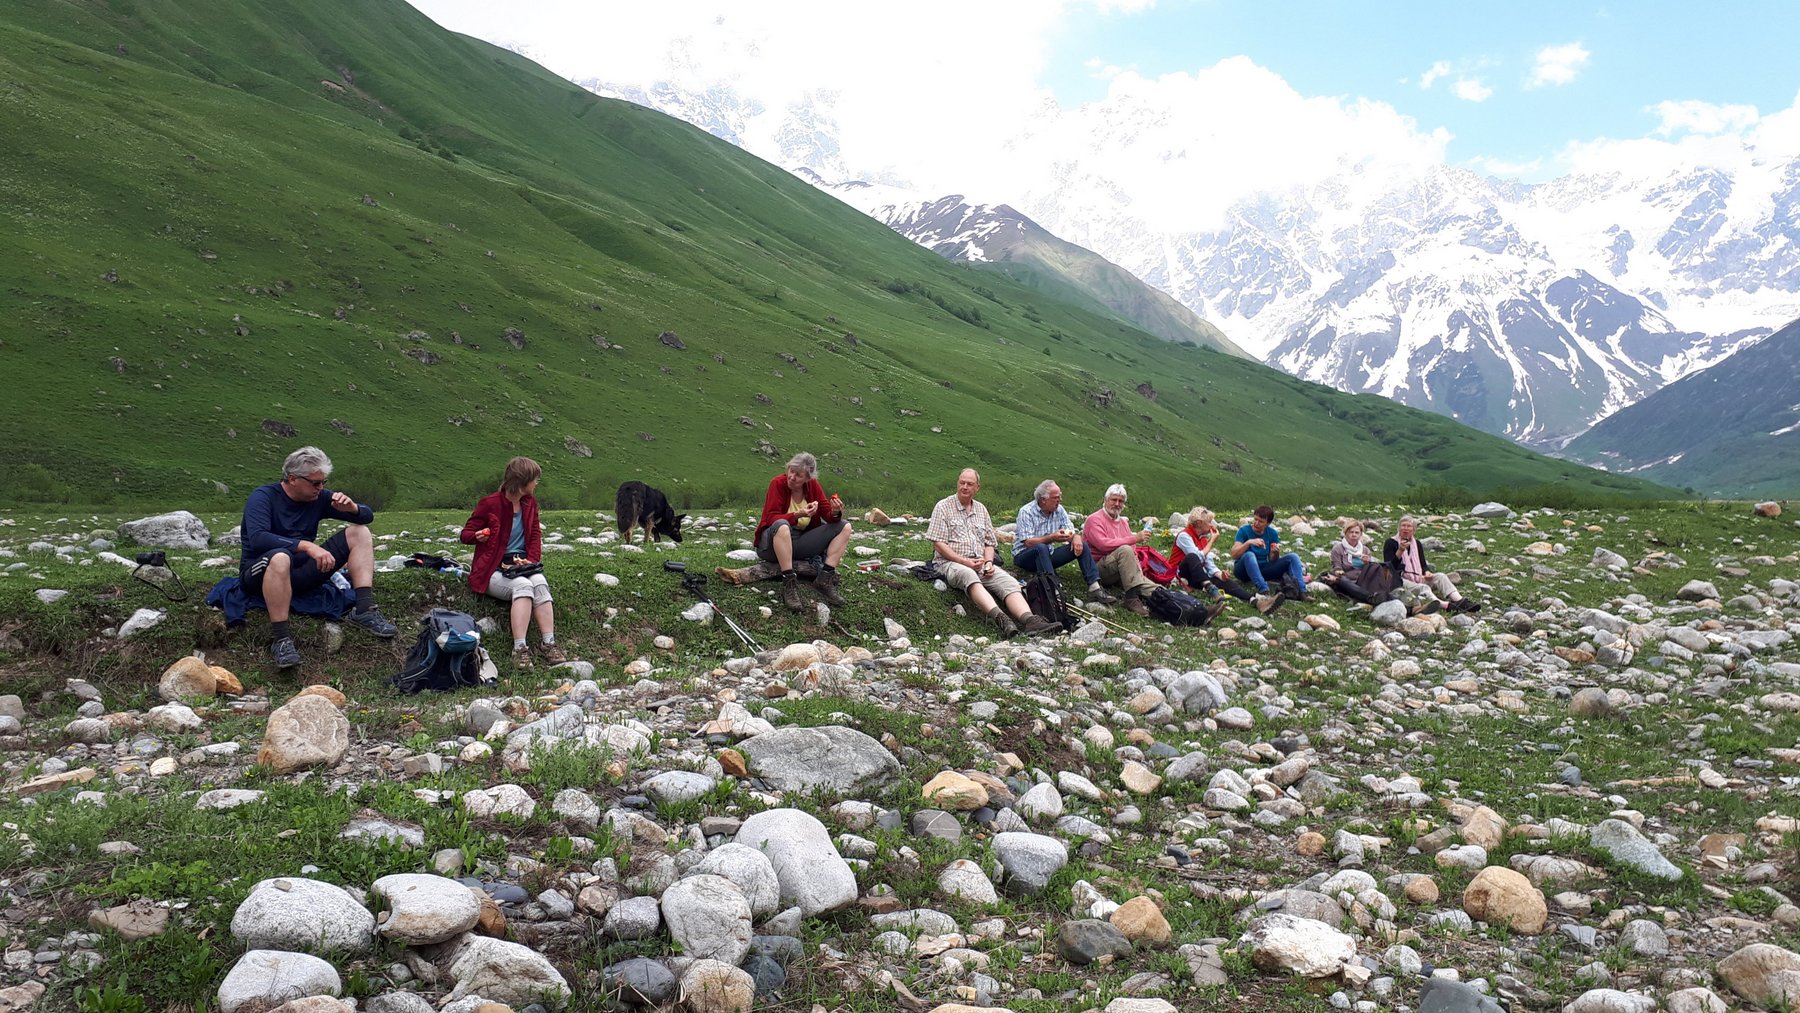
[290,476,326,489]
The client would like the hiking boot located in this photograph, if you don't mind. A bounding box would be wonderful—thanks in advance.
[1253,592,1285,615]
[814,567,847,607]
[1203,600,1230,625]
[1085,585,1118,605]
[780,572,806,612]
[1281,573,1309,602]
[1414,600,1444,616]
[1123,595,1151,617]
[270,636,303,669]
[1450,598,1481,614]
[539,642,567,665]
[512,645,533,671]
[345,607,399,638]
[991,611,1020,639]
[1018,613,1062,638]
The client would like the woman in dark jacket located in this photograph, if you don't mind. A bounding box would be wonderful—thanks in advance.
[461,457,564,669]
[1383,515,1479,614]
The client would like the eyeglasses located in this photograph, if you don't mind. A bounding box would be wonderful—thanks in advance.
[290,476,326,489]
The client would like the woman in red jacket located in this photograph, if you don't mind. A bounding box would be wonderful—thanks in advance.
[461,457,564,670]
[754,452,853,611]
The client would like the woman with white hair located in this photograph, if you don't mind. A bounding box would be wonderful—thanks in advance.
[754,451,853,611]
[1384,515,1479,614]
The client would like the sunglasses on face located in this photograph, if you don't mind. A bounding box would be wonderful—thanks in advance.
[292,476,326,489]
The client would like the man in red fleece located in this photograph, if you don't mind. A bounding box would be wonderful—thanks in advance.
[1081,483,1158,616]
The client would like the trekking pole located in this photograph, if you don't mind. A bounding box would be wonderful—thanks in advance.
[1062,598,1135,637]
[669,563,764,654]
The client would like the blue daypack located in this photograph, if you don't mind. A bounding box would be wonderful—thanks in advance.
[390,608,493,693]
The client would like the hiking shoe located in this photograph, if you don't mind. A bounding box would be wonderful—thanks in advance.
[1018,613,1062,638]
[345,607,398,638]
[1123,595,1151,617]
[539,642,567,665]
[1203,600,1230,625]
[1253,592,1285,615]
[992,612,1020,639]
[814,567,847,607]
[270,636,303,669]
[780,573,806,612]
[1450,598,1481,614]
[512,646,533,671]
[1085,585,1119,605]
[1281,574,1310,602]
[1415,600,1444,616]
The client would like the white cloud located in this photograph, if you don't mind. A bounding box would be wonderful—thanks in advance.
[1452,77,1493,103]
[1649,99,1761,137]
[1467,155,1543,179]
[1527,42,1589,88]
[1419,60,1451,89]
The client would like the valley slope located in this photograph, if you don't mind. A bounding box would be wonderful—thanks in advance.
[0,0,1663,510]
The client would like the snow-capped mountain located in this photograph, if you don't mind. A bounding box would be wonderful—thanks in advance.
[811,174,1244,355]
[583,78,1800,447]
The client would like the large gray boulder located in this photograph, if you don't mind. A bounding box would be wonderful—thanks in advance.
[371,874,480,945]
[1589,819,1682,881]
[735,808,856,916]
[991,831,1068,895]
[737,725,899,794]
[660,875,754,965]
[1470,502,1514,519]
[689,842,781,918]
[436,934,571,1008]
[217,950,341,1013]
[118,511,211,549]
[230,877,375,953]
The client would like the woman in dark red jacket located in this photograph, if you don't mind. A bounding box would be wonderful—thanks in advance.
[754,451,853,611]
[461,457,564,669]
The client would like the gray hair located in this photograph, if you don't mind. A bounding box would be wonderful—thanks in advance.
[283,446,332,479]
[1399,514,1420,527]
[785,452,817,477]
[1105,483,1128,500]
[1033,479,1059,504]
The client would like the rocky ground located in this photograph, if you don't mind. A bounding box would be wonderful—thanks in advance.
[0,499,1798,1013]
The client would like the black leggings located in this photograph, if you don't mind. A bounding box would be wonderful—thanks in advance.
[1177,556,1253,600]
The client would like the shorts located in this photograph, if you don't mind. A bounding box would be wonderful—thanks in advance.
[242,529,352,598]
[939,560,1022,600]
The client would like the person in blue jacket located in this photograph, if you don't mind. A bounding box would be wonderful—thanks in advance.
[240,446,397,668]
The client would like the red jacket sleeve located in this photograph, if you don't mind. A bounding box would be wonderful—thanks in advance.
[461,498,496,544]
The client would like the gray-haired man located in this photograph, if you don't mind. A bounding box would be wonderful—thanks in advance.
[240,446,397,668]
[1012,479,1116,604]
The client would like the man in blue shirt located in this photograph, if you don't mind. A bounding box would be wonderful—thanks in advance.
[240,446,397,668]
[1230,504,1309,603]
[1011,480,1116,604]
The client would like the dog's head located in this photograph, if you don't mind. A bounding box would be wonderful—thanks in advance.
[661,512,687,543]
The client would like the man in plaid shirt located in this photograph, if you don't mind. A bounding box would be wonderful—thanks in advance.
[927,468,1060,639]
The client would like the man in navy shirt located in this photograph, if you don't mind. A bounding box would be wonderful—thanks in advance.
[240,446,397,667]
[1230,504,1310,603]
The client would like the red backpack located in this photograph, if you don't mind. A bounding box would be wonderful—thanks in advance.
[1134,545,1180,585]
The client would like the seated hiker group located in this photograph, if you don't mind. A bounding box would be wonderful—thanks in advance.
[238,446,1480,668]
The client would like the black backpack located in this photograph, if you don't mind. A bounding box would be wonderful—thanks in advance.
[1146,586,1218,627]
[390,608,495,693]
[1022,571,1077,633]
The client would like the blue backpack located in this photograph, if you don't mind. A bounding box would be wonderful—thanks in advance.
[391,608,492,693]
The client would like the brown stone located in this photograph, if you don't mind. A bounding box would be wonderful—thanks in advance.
[1295,832,1327,856]
[1403,876,1441,904]
[294,685,347,708]
[1119,760,1162,795]
[473,889,507,937]
[211,667,244,696]
[1754,501,1782,518]
[1719,943,1800,1005]
[922,771,988,811]
[10,767,97,797]
[256,695,351,773]
[716,749,748,778]
[266,1000,352,1013]
[158,656,217,701]
[0,982,47,1013]
[1699,833,1747,859]
[865,507,891,525]
[1462,866,1547,934]
[87,900,168,941]
[1459,805,1508,849]
[1110,896,1172,947]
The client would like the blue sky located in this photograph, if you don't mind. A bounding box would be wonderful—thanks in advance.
[1043,1,1799,176]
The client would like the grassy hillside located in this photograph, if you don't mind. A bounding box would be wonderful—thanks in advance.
[1565,318,1800,499]
[0,0,1669,513]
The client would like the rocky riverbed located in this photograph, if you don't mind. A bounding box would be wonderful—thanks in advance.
[1,501,1797,1012]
